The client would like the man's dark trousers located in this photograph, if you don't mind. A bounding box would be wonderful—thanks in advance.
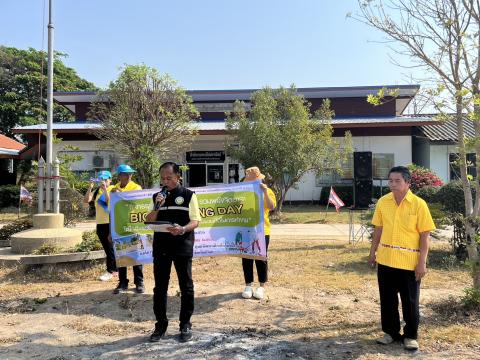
[377,264,420,340]
[153,253,194,328]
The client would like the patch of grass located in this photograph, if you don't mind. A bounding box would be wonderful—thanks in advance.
[428,245,468,270]
[424,324,480,347]
[31,243,62,255]
[0,335,22,344]
[66,315,147,336]
[0,207,29,222]
[0,237,477,355]
[272,205,362,224]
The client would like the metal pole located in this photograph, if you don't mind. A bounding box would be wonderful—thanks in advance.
[53,157,60,213]
[17,185,21,219]
[38,156,45,213]
[45,0,54,211]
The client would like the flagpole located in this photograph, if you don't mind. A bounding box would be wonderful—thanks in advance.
[18,185,21,219]
[324,186,331,221]
[45,0,54,212]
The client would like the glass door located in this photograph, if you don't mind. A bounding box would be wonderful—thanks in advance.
[187,164,206,187]
[207,164,224,185]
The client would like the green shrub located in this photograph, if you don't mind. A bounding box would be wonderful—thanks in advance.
[60,187,88,226]
[373,185,390,199]
[415,186,440,203]
[0,218,33,240]
[0,185,21,208]
[436,180,475,214]
[73,230,103,252]
[75,181,91,195]
[461,287,480,310]
[428,203,448,227]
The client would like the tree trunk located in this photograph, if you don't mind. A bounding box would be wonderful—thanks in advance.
[456,96,480,289]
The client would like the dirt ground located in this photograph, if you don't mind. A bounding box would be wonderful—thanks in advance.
[0,237,479,360]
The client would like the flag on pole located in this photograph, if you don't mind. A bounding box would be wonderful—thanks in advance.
[328,186,345,212]
[20,185,32,204]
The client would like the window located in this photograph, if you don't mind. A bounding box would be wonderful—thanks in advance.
[316,153,353,186]
[450,153,477,180]
[373,154,394,180]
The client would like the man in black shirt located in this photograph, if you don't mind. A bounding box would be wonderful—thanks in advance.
[145,162,201,343]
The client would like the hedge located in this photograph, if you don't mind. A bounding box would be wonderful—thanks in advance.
[0,185,21,208]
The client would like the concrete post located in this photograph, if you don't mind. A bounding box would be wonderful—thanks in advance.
[38,156,45,213]
[53,157,60,213]
[45,0,54,212]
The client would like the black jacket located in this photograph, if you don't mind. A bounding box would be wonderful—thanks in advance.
[152,185,196,257]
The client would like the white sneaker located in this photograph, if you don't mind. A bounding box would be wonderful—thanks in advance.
[253,287,265,300]
[99,271,113,281]
[376,334,394,345]
[403,338,419,351]
[242,286,253,299]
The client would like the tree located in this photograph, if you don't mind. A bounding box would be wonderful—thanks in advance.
[354,0,480,289]
[90,64,199,188]
[226,86,352,212]
[0,46,97,136]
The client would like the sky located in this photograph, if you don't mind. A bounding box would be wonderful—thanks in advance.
[0,0,420,90]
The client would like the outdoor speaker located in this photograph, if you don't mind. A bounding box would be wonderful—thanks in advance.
[354,179,373,209]
[354,151,373,179]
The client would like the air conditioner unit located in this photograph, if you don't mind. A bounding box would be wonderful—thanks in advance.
[92,155,105,168]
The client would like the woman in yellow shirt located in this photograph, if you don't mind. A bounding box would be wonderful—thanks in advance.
[241,167,276,300]
[83,170,115,281]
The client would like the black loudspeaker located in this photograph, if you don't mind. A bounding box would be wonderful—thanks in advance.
[354,151,372,179]
[353,151,373,209]
[354,179,373,209]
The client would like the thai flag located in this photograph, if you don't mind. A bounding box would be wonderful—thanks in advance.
[328,187,345,212]
[20,185,32,203]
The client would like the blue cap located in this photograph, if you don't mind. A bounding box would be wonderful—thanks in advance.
[97,170,112,180]
[116,164,136,174]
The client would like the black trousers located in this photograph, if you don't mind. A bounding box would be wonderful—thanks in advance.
[96,223,117,273]
[118,265,144,286]
[377,264,421,340]
[242,235,270,284]
[153,253,194,329]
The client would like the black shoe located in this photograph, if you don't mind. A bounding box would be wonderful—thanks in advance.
[135,283,145,294]
[149,323,168,342]
[113,282,128,294]
[179,324,192,343]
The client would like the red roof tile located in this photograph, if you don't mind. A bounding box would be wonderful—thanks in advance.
[0,134,25,150]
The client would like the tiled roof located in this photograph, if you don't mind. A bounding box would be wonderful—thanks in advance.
[0,134,25,150]
[417,118,475,142]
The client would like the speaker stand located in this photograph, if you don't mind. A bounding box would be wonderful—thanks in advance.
[348,208,371,245]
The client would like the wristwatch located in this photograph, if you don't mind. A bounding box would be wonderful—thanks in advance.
[180,226,186,235]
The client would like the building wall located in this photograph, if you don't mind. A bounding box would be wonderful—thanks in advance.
[430,144,456,183]
[284,135,412,202]
[52,140,126,173]
[412,136,430,168]
[53,135,413,201]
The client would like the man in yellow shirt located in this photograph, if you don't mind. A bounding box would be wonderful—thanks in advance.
[369,166,435,351]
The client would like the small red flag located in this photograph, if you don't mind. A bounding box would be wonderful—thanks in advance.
[328,187,345,212]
